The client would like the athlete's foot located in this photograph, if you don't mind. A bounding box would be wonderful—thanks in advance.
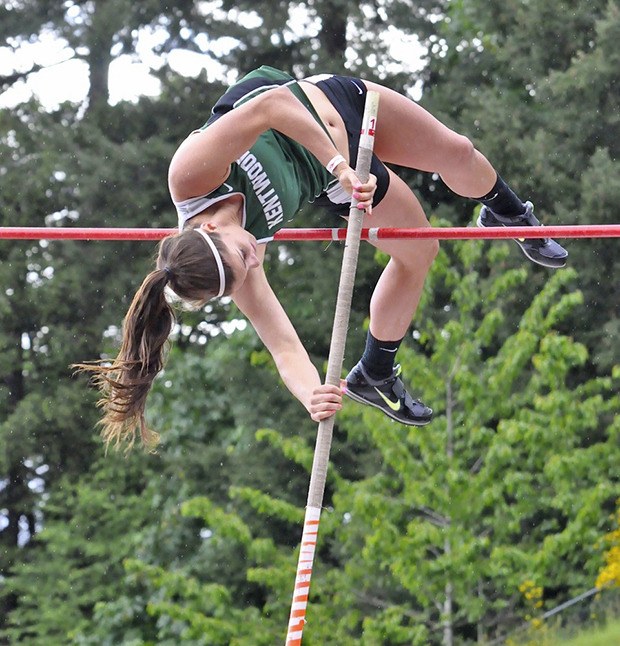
[345,361,433,426]
[477,201,568,268]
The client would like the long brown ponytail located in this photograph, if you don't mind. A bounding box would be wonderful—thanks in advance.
[75,229,233,451]
[75,268,173,451]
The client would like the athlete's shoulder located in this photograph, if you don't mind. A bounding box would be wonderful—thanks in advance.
[241,66,295,83]
[207,67,296,127]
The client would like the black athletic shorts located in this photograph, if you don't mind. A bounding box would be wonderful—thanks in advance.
[307,75,390,215]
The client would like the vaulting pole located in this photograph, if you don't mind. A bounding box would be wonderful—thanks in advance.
[284,90,380,646]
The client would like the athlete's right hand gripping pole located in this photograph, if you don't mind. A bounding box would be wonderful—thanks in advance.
[285,91,380,646]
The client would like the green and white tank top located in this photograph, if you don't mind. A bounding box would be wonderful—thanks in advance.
[173,66,336,242]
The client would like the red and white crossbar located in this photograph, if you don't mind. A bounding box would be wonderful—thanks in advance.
[0,225,619,241]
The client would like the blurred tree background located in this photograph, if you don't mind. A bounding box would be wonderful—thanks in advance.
[0,1,618,644]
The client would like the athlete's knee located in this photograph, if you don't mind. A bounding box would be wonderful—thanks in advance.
[422,238,440,267]
[394,238,438,272]
[445,134,477,170]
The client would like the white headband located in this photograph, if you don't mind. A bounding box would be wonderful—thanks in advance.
[194,228,226,298]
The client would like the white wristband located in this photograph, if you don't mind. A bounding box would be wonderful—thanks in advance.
[326,154,346,176]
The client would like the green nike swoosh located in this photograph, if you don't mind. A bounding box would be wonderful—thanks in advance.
[374,388,401,411]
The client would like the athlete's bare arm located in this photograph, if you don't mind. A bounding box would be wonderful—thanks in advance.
[168,87,374,209]
[232,246,342,421]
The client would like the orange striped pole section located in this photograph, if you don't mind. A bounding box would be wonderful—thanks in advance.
[285,506,321,645]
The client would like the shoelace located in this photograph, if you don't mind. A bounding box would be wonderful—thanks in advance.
[517,204,550,244]
[492,203,550,244]
[361,364,425,411]
[390,376,425,411]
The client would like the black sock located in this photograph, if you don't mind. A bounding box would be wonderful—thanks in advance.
[476,174,526,217]
[360,330,403,380]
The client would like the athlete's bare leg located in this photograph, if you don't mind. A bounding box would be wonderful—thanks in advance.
[362,170,438,341]
[365,80,497,198]
[359,81,508,340]
[365,82,567,272]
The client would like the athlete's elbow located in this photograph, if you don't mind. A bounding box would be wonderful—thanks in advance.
[168,154,198,200]
[260,86,294,128]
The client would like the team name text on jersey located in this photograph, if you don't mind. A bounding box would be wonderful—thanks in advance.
[237,151,284,229]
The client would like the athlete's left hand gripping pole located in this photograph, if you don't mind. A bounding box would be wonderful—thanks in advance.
[285,91,380,646]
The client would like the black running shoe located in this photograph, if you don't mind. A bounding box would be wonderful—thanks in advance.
[345,361,433,426]
[477,201,568,268]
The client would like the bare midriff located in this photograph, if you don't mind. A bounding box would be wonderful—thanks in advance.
[298,81,350,163]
